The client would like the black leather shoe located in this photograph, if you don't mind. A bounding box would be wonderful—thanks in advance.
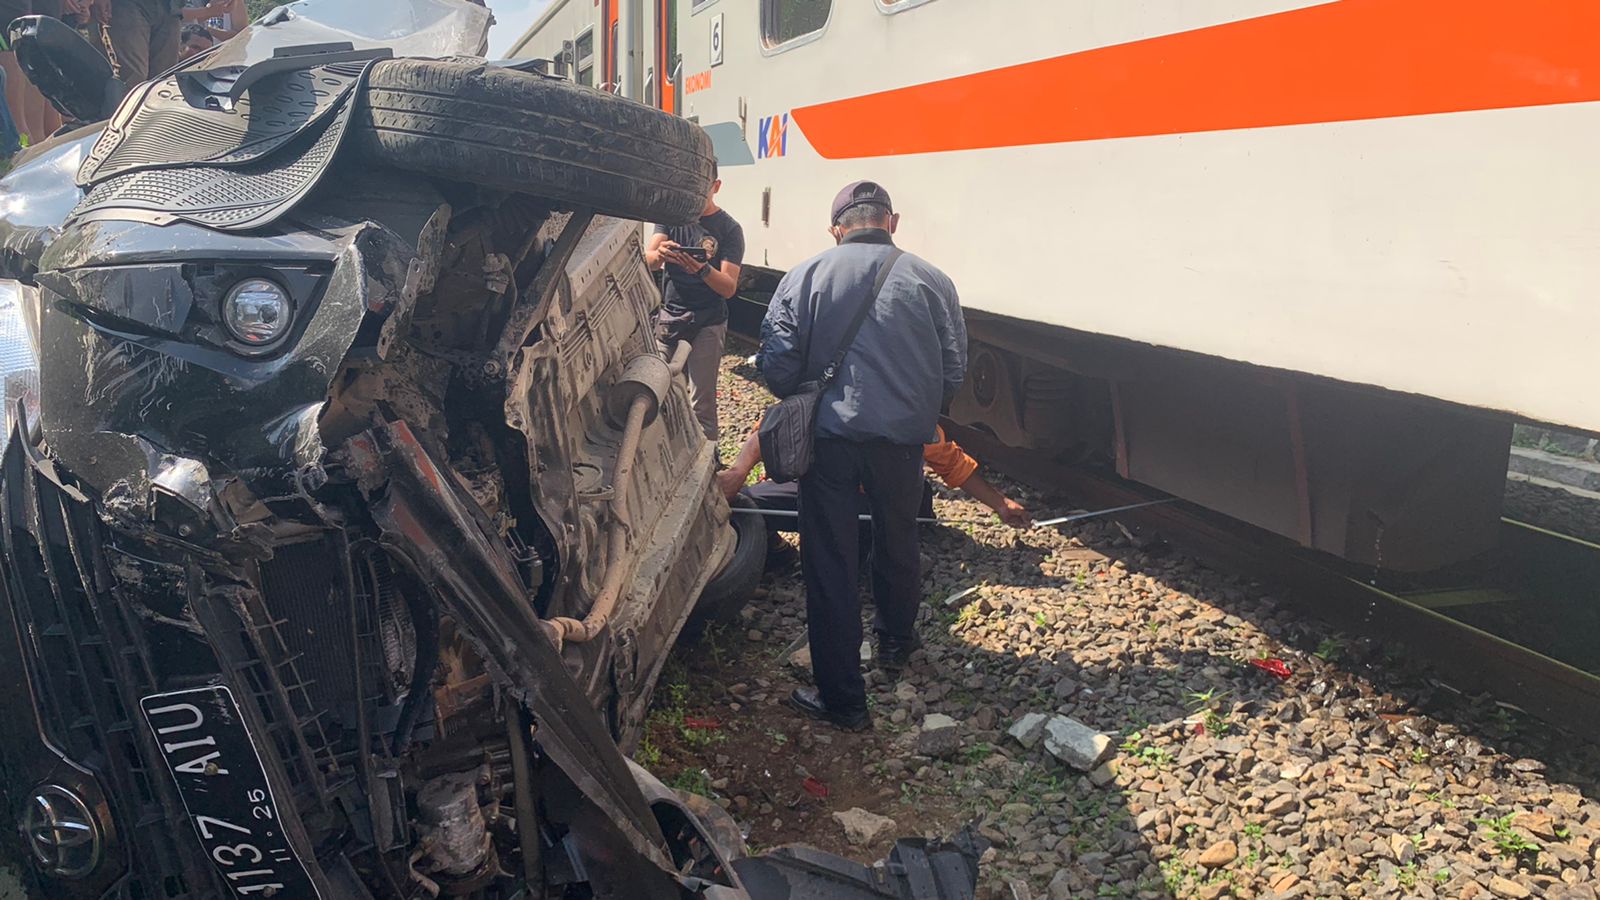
[788,687,870,732]
[876,633,923,672]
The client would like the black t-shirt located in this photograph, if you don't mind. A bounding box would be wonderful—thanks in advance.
[654,208,745,327]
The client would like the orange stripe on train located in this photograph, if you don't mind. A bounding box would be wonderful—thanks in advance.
[791,0,1600,159]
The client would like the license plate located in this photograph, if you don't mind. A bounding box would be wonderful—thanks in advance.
[140,686,322,899]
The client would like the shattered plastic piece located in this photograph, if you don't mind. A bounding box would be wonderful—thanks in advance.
[1249,657,1293,680]
[802,776,829,799]
[943,585,980,607]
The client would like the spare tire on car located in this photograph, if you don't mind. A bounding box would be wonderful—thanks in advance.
[351,59,715,224]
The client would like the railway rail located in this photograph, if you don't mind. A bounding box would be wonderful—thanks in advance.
[725,302,1600,747]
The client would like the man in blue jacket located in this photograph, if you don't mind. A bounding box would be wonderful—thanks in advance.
[757,181,966,730]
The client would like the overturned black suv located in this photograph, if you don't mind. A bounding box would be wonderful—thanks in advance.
[0,2,979,898]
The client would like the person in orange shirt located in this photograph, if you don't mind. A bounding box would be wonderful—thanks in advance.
[716,422,1031,546]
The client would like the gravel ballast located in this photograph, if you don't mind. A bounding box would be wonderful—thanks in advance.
[639,350,1600,900]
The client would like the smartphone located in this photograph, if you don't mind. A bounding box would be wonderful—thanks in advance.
[677,247,709,262]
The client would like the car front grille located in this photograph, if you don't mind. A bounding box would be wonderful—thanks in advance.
[0,434,221,898]
[0,432,397,896]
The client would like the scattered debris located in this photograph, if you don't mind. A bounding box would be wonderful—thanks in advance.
[1041,715,1113,771]
[916,714,962,759]
[633,351,1600,900]
[1249,657,1293,680]
[943,585,980,607]
[832,807,897,846]
[1006,713,1049,749]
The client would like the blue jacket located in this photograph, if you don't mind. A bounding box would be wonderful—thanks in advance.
[758,229,967,445]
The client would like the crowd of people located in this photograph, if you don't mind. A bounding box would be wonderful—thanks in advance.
[650,176,1031,731]
[1,0,241,160]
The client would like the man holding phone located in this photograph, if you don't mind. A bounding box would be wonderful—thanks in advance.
[645,163,744,441]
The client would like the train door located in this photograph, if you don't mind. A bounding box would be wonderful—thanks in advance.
[601,0,621,92]
[651,0,679,113]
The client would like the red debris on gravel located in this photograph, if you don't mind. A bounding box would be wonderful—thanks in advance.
[1249,657,1293,680]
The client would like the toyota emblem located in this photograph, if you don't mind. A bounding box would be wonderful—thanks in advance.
[20,785,101,879]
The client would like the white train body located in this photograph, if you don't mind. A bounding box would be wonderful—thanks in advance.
[512,0,1600,569]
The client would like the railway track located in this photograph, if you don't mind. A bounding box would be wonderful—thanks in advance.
[945,421,1600,746]
[725,302,1600,745]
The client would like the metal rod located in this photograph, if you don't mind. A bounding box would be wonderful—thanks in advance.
[1029,498,1177,528]
[728,497,1175,528]
[730,508,939,524]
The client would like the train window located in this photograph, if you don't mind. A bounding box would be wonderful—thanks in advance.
[575,28,595,86]
[761,0,832,50]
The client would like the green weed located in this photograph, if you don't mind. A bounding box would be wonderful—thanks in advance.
[959,742,994,766]
[635,733,662,768]
[1474,813,1540,862]
[667,768,714,796]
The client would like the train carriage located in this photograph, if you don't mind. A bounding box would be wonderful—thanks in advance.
[511,0,1600,572]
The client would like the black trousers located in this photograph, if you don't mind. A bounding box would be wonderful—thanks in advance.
[744,478,935,537]
[798,439,924,714]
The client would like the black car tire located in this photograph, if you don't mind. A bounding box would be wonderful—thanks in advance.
[681,494,766,642]
[352,59,715,224]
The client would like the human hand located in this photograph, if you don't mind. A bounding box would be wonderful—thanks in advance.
[996,497,1031,529]
[715,468,747,501]
[659,243,705,273]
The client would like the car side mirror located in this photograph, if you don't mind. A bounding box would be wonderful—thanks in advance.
[8,15,125,126]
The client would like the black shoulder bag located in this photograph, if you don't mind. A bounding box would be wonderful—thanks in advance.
[758,249,904,483]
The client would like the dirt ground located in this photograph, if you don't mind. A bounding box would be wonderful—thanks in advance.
[635,350,1600,900]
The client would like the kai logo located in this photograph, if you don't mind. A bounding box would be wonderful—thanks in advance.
[757,113,789,159]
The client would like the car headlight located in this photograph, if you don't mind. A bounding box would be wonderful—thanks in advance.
[0,280,41,436]
[221,278,293,349]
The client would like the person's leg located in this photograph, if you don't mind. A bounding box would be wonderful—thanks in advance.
[744,479,798,563]
[39,84,59,135]
[798,439,867,715]
[861,443,927,652]
[0,63,19,156]
[744,479,799,536]
[145,1,178,78]
[0,51,30,144]
[683,321,727,441]
[108,0,153,85]
[25,83,57,140]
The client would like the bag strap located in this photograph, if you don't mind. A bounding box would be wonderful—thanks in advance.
[819,248,904,386]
